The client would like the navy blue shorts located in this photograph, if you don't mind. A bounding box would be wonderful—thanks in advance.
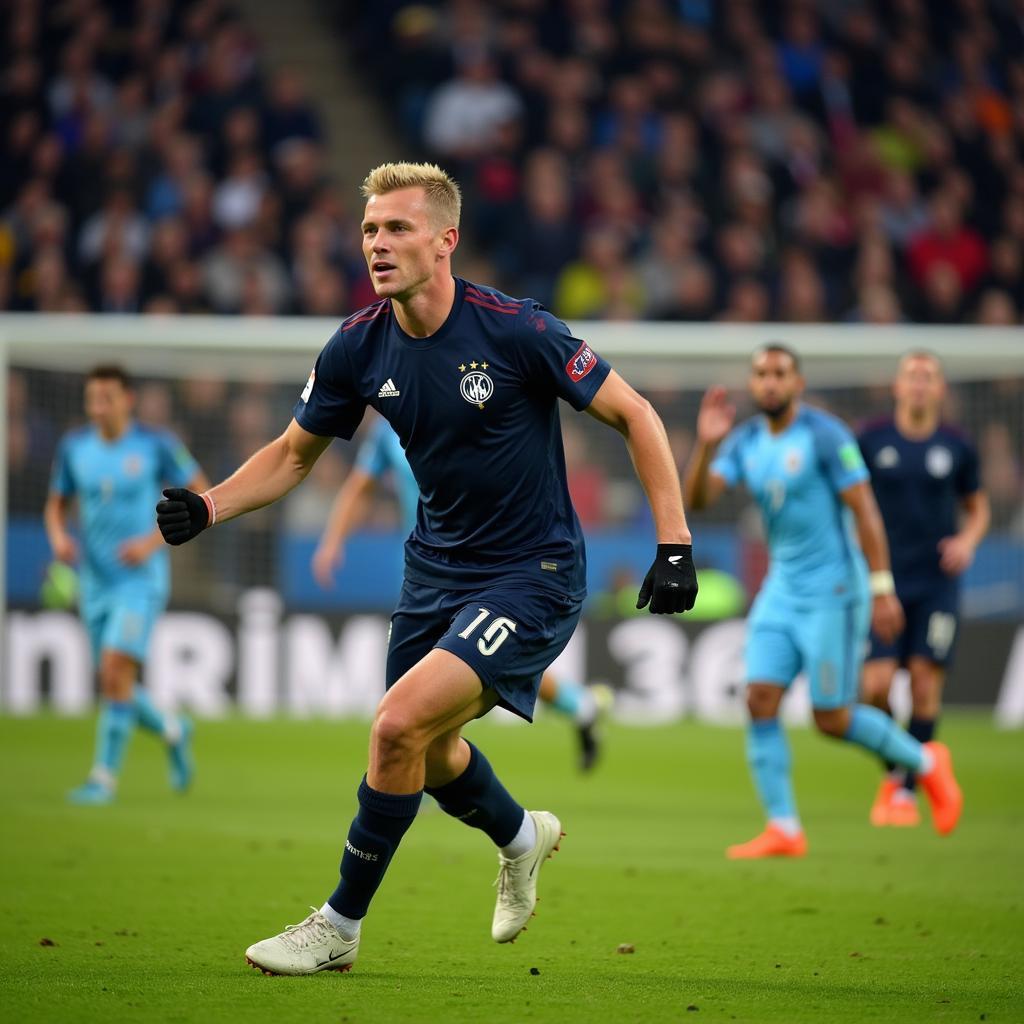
[386,577,583,722]
[867,581,960,667]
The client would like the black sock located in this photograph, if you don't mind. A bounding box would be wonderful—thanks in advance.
[425,742,524,847]
[327,777,422,920]
[904,717,936,792]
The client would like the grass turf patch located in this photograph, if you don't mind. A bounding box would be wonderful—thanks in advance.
[1,712,1021,1023]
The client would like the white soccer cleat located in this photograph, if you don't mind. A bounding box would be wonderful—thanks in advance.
[245,909,359,976]
[491,810,564,944]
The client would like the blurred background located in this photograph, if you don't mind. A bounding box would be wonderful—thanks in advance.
[2,0,1022,723]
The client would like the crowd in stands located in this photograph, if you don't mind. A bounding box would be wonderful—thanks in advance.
[342,0,1024,325]
[0,0,375,316]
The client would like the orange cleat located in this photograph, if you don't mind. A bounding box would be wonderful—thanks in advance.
[870,778,899,827]
[726,823,808,860]
[886,789,921,828]
[918,741,962,836]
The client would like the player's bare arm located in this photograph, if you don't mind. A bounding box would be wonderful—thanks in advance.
[312,467,376,587]
[683,386,735,510]
[586,369,691,544]
[938,489,991,575]
[157,419,331,545]
[586,369,697,613]
[44,492,79,563]
[840,480,905,644]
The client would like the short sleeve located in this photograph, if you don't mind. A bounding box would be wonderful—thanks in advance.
[955,437,981,496]
[709,425,746,487]
[517,305,612,411]
[812,413,869,493]
[49,436,75,497]
[157,431,200,486]
[293,329,366,440]
[355,419,391,479]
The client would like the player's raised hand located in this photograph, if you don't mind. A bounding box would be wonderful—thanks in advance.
[871,593,905,645]
[696,387,736,445]
[156,488,210,546]
[637,544,699,614]
[312,541,344,588]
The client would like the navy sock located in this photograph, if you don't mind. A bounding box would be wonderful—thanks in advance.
[904,716,936,792]
[425,742,524,847]
[327,778,422,920]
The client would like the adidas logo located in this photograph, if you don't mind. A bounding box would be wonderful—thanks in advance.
[378,378,400,398]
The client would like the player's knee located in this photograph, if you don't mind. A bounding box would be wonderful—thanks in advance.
[370,705,427,760]
[813,708,848,738]
[746,687,778,720]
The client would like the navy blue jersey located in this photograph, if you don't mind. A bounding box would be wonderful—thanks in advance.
[294,278,612,598]
[857,418,980,598]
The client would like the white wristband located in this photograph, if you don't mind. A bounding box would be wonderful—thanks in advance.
[869,570,895,597]
[201,491,217,527]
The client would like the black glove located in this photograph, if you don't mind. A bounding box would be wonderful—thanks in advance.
[636,543,698,614]
[156,488,210,546]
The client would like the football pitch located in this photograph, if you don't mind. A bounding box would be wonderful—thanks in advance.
[1,712,1021,1023]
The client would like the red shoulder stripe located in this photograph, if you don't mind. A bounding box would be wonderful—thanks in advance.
[342,301,388,332]
[465,295,521,315]
[465,285,521,310]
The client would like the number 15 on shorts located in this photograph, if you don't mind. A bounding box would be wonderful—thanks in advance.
[458,608,517,656]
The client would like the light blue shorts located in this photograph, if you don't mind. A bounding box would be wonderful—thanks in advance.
[82,591,164,665]
[745,593,870,709]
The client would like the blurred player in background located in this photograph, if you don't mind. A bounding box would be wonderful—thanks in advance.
[157,161,697,975]
[312,416,612,771]
[858,352,989,827]
[684,345,962,859]
[44,365,207,805]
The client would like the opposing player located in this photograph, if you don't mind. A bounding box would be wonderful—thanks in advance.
[683,345,962,859]
[156,162,697,974]
[44,365,207,804]
[858,352,989,826]
[312,416,612,771]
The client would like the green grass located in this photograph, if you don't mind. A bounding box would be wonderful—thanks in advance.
[1,712,1021,1023]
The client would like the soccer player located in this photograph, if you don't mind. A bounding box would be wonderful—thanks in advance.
[683,345,962,859]
[312,416,612,771]
[858,351,989,826]
[44,365,208,804]
[156,162,698,975]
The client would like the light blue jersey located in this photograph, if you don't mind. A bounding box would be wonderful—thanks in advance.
[50,422,199,610]
[713,405,871,707]
[712,405,870,608]
[355,418,419,536]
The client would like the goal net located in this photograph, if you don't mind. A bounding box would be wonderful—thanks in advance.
[3,315,1022,723]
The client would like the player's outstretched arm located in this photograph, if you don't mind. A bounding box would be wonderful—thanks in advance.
[683,387,735,511]
[157,419,332,545]
[312,467,376,588]
[840,481,905,644]
[585,370,697,614]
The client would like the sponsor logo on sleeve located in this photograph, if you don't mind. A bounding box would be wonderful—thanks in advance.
[566,342,598,382]
[839,442,865,472]
[300,368,315,403]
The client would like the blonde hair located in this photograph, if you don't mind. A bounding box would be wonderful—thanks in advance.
[361,162,462,229]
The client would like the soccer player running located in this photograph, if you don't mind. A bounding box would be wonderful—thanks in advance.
[312,417,613,772]
[156,162,698,975]
[858,351,989,826]
[44,365,207,804]
[683,345,962,859]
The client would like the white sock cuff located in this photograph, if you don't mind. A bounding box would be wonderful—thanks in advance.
[500,810,537,859]
[319,902,361,940]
